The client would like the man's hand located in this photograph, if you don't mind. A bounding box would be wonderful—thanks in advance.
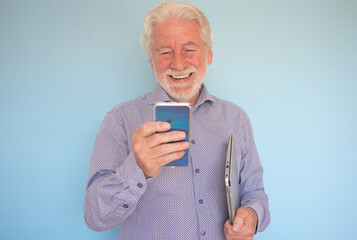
[132,121,189,178]
[224,207,258,240]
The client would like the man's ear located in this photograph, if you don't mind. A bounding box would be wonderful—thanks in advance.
[207,48,213,65]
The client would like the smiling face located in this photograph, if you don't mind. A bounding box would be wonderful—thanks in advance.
[150,17,213,105]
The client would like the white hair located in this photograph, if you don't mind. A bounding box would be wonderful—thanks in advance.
[141,1,213,57]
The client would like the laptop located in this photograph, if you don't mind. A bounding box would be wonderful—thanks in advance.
[225,135,240,224]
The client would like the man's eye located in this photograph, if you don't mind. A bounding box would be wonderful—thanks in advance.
[183,49,196,55]
[158,49,172,55]
[184,49,196,54]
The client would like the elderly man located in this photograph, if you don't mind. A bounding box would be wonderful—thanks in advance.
[84,1,270,239]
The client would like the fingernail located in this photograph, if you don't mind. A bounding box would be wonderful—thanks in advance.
[163,122,170,129]
[178,131,186,138]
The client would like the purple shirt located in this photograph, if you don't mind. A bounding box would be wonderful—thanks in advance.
[84,84,270,239]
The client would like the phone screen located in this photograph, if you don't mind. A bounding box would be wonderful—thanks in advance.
[154,103,191,166]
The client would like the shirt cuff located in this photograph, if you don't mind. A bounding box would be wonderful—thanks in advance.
[117,151,147,195]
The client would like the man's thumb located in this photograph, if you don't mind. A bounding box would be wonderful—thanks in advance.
[232,208,245,232]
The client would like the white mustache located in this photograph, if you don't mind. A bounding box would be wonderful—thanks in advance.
[165,66,197,77]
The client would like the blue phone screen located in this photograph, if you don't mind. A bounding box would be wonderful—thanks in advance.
[155,105,190,166]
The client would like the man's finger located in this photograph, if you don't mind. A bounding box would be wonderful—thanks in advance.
[158,150,186,166]
[137,121,171,137]
[149,130,186,147]
[151,141,189,159]
[224,220,232,235]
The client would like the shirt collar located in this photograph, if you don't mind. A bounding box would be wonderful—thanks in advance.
[146,84,172,104]
[146,83,215,107]
[195,84,215,107]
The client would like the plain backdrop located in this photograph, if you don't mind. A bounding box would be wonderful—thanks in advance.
[1,0,356,239]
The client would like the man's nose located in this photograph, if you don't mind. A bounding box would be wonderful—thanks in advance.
[170,52,186,70]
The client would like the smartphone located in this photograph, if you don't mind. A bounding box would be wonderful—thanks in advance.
[154,102,191,167]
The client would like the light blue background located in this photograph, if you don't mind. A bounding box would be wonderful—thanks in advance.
[1,0,356,239]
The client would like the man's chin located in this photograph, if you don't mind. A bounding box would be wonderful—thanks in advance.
[159,77,204,103]
[166,86,200,103]
[167,92,192,102]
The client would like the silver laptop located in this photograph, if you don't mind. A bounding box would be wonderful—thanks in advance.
[225,135,240,224]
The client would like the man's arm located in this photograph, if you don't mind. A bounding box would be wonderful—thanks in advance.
[84,111,146,231]
[223,111,270,239]
[238,112,270,232]
[84,111,188,231]
[84,152,147,231]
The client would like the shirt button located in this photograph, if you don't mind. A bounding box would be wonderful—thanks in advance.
[191,139,196,144]
[201,231,206,236]
[199,199,203,204]
[123,204,129,208]
[137,183,143,188]
[195,169,200,173]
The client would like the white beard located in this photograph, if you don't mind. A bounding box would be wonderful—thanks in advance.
[155,66,206,103]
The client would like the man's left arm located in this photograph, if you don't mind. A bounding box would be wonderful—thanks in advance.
[225,111,270,239]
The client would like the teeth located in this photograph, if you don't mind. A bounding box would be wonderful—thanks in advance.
[171,73,190,79]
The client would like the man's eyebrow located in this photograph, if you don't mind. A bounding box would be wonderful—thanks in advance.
[156,46,171,52]
[155,42,198,52]
[184,41,199,47]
